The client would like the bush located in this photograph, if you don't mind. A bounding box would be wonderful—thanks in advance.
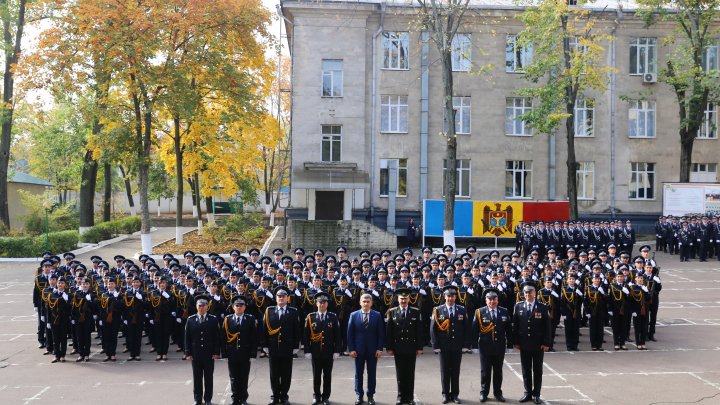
[0,230,79,258]
[19,190,79,235]
[80,216,141,243]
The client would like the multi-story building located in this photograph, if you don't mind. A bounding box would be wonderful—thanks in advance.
[280,0,719,232]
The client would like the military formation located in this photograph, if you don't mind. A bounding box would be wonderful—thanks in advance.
[32,219,663,405]
[654,215,720,262]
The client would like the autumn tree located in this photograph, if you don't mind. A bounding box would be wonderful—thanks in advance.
[516,0,613,219]
[637,0,720,182]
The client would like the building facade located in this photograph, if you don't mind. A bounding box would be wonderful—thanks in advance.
[280,0,719,230]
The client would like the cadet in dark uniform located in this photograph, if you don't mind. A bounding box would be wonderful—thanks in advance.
[303,291,342,405]
[49,277,72,363]
[385,288,424,405]
[72,277,95,362]
[512,283,551,404]
[223,296,258,405]
[261,286,301,405]
[431,286,468,404]
[472,288,512,403]
[185,296,221,405]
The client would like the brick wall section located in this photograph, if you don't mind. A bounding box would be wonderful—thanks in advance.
[290,220,397,250]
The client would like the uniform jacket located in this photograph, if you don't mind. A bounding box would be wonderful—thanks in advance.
[385,306,423,355]
[512,301,551,352]
[430,304,468,352]
[472,306,512,355]
[184,313,221,359]
[261,305,301,357]
[303,311,342,357]
[222,313,258,359]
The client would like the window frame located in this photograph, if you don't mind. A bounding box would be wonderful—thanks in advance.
[629,162,656,200]
[380,95,409,134]
[320,125,342,162]
[505,97,533,137]
[442,159,472,198]
[574,97,595,137]
[321,59,343,97]
[379,158,408,197]
[629,37,657,75]
[451,33,472,72]
[382,31,410,70]
[697,102,718,139]
[702,41,719,72]
[576,161,595,200]
[628,100,656,138]
[505,160,533,199]
[453,96,471,135]
[505,34,533,73]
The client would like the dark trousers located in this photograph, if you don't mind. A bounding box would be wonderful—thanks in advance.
[519,350,543,397]
[588,314,605,348]
[611,313,625,345]
[311,354,334,400]
[564,317,579,350]
[633,314,648,345]
[648,299,659,338]
[76,320,93,357]
[192,357,215,402]
[154,317,172,355]
[479,352,504,396]
[36,309,45,345]
[394,353,417,402]
[439,350,462,398]
[269,355,293,401]
[700,241,710,260]
[680,244,690,261]
[101,320,120,356]
[126,322,143,357]
[52,322,69,358]
[354,354,378,398]
[227,352,251,403]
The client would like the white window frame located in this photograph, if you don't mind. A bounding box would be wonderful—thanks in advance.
[702,41,719,72]
[506,34,533,73]
[691,163,718,182]
[505,160,533,199]
[379,158,408,197]
[382,31,410,70]
[629,162,655,200]
[442,159,471,198]
[628,100,656,138]
[574,97,594,137]
[453,96,471,134]
[505,97,533,136]
[697,102,718,139]
[576,162,595,200]
[451,33,472,72]
[629,37,657,75]
[321,59,343,97]
[380,95,409,133]
[321,125,341,162]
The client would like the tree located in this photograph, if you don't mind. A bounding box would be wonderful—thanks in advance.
[637,0,720,182]
[0,0,28,229]
[416,0,472,248]
[516,0,613,219]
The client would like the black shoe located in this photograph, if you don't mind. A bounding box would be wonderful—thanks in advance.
[534,396,542,404]
[548,347,555,352]
[519,394,532,403]
[43,351,53,355]
[453,397,461,404]
[355,397,363,405]
[441,395,449,404]
[495,394,506,402]
[368,398,376,405]
[38,344,45,349]
[649,336,657,341]
[480,394,488,403]
[51,358,59,363]
[76,357,84,362]
[204,401,212,405]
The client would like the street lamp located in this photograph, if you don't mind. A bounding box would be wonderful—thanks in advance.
[42,200,51,252]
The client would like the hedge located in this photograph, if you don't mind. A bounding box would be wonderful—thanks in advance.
[80,216,141,244]
[0,230,79,258]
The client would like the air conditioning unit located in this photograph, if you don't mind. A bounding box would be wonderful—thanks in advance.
[643,73,657,83]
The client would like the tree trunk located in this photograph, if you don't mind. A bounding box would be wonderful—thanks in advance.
[679,131,694,182]
[174,117,184,244]
[118,165,135,215]
[103,162,112,221]
[0,0,27,229]
[565,108,579,220]
[441,50,457,248]
[188,177,198,218]
[78,151,98,231]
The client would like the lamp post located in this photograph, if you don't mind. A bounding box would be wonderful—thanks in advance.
[42,200,51,252]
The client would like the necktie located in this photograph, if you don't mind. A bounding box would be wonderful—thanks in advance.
[279,308,284,318]
[320,313,324,322]
[200,315,205,323]
[401,309,406,320]
[449,307,454,318]
[363,312,369,328]
[492,310,496,322]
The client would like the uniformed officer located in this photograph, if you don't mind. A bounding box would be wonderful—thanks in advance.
[385,288,424,405]
[471,287,510,403]
[185,295,221,405]
[431,286,468,404]
[223,296,258,405]
[512,282,551,404]
[303,291,342,405]
[262,286,301,405]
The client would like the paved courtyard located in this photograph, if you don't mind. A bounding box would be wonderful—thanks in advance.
[1,244,720,404]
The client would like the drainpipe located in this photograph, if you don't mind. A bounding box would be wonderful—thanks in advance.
[548,129,556,200]
[610,10,621,219]
[420,31,429,204]
[369,2,385,226]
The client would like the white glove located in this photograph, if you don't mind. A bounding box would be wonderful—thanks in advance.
[71,319,76,325]
[333,353,340,359]
[472,348,479,354]
[214,294,221,301]
[468,288,474,294]
[149,320,154,325]
[93,315,98,320]
[162,291,170,299]
[372,290,379,297]
[598,287,605,295]
[586,314,591,319]
[124,320,128,325]
[295,290,302,297]
[113,291,119,298]
[99,321,103,326]
[265,291,273,298]
[176,318,182,323]
[85,294,92,301]
[608,311,613,316]
[641,286,648,293]
[62,293,69,301]
[262,347,269,354]
[419,289,427,295]
[171,312,177,317]
[697,239,701,242]
[434,349,440,354]
[653,276,661,283]
[189,288,195,295]
[135,292,142,300]
[304,353,312,359]
[34,307,38,313]
[145,313,150,318]
[632,312,637,318]
[293,349,299,354]
[47,323,51,329]
[345,290,353,298]
[622,287,629,295]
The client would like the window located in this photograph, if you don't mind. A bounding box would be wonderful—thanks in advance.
[702,42,718,72]
[453,96,471,134]
[629,37,657,75]
[628,100,656,138]
[576,162,595,200]
[451,34,471,72]
[506,161,532,198]
[698,102,717,139]
[380,159,408,197]
[691,163,718,182]
[506,35,533,73]
[380,95,409,133]
[321,125,341,162]
[321,60,343,97]
[574,98,594,137]
[629,162,655,200]
[382,32,409,70]
[443,159,471,198]
[505,97,532,136]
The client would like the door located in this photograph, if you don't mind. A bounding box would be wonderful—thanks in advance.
[315,191,344,220]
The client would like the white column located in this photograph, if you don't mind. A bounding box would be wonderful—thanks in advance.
[343,189,353,220]
[308,189,316,220]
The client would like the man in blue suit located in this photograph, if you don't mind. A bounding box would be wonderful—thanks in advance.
[347,293,385,405]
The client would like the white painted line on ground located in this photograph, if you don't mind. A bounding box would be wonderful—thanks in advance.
[689,372,720,391]
[23,386,50,404]
[220,381,231,405]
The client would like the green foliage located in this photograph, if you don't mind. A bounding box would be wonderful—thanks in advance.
[79,216,141,243]
[204,213,265,245]
[18,190,79,235]
[235,176,260,207]
[0,230,79,258]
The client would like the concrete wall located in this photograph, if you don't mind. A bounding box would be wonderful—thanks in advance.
[290,219,397,250]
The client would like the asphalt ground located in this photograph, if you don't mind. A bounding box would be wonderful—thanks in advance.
[1,249,720,405]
